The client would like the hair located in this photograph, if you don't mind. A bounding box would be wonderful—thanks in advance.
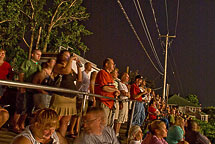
[84,62,91,67]
[32,108,59,128]
[187,120,198,131]
[56,50,70,64]
[103,58,113,67]
[0,48,6,53]
[128,125,142,143]
[175,116,184,127]
[120,72,128,79]
[86,107,106,126]
[32,49,41,54]
[148,120,165,135]
[149,98,155,106]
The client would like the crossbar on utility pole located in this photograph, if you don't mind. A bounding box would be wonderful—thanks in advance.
[160,34,176,100]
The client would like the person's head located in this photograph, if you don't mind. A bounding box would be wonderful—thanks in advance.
[111,68,119,79]
[135,75,143,86]
[0,49,6,60]
[187,120,199,132]
[103,58,115,73]
[128,125,143,142]
[120,72,129,83]
[171,109,176,115]
[84,62,92,72]
[31,49,42,62]
[83,107,106,135]
[47,58,56,69]
[31,108,59,140]
[149,99,156,107]
[148,120,168,139]
[175,116,185,128]
[56,50,70,63]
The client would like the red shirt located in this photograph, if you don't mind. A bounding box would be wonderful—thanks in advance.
[94,69,115,109]
[148,106,157,120]
[130,83,142,101]
[0,61,12,80]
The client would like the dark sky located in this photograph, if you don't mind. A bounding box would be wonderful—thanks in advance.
[82,0,215,107]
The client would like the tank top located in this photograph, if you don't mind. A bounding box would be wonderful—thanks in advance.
[14,126,60,144]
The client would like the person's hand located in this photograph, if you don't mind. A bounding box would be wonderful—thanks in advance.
[114,90,120,97]
[70,56,78,62]
[119,102,123,110]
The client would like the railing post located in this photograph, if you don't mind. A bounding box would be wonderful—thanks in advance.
[129,101,136,129]
[77,94,87,137]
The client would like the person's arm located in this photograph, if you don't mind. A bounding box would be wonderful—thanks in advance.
[54,56,77,75]
[56,132,68,144]
[32,71,48,94]
[75,60,82,88]
[132,92,144,99]
[11,136,32,144]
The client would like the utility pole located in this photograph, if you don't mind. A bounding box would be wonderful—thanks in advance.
[160,34,176,100]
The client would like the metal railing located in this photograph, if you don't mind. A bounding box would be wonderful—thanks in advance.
[0,79,136,135]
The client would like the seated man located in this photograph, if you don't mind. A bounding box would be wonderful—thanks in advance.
[75,107,119,144]
[11,108,68,144]
[0,106,9,128]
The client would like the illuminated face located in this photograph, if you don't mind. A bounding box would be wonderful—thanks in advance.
[122,73,129,83]
[48,59,56,69]
[135,129,143,141]
[85,63,92,71]
[83,113,101,134]
[157,123,168,138]
[0,50,6,60]
[32,50,42,62]
[111,69,119,79]
[35,121,57,140]
[62,51,70,61]
[107,59,115,72]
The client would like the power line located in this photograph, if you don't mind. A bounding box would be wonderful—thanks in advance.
[174,0,180,35]
[149,0,165,51]
[116,0,164,75]
[164,0,169,34]
[133,0,164,72]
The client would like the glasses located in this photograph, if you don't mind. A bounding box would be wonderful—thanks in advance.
[82,118,98,124]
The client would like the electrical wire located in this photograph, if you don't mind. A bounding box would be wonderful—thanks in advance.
[116,0,164,75]
[149,0,165,51]
[133,0,164,72]
[164,0,169,34]
[174,0,180,35]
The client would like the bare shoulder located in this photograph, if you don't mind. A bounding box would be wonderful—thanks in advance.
[56,132,68,144]
[11,136,32,144]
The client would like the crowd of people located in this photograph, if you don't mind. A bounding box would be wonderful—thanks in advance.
[0,48,211,144]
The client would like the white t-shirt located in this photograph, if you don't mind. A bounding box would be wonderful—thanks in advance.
[119,82,129,99]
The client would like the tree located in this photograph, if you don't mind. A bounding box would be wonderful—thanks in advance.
[185,94,199,106]
[0,0,92,61]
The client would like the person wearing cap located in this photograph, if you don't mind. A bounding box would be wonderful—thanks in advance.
[130,75,147,126]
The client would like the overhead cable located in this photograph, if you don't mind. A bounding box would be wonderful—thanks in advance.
[164,0,169,34]
[116,0,164,75]
[133,0,164,72]
[174,0,180,35]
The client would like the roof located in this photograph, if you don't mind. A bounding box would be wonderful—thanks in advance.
[168,95,200,107]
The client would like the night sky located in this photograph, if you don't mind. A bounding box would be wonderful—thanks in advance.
[82,0,215,107]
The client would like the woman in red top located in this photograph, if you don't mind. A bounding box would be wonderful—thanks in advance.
[0,49,12,100]
[148,99,160,121]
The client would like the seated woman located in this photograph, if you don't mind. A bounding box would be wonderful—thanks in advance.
[128,125,143,144]
[185,120,211,144]
[11,108,67,144]
[143,120,168,144]
[0,106,9,128]
[148,99,160,121]
[166,116,188,144]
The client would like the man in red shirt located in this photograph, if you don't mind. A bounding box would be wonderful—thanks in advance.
[130,75,146,126]
[95,58,120,126]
